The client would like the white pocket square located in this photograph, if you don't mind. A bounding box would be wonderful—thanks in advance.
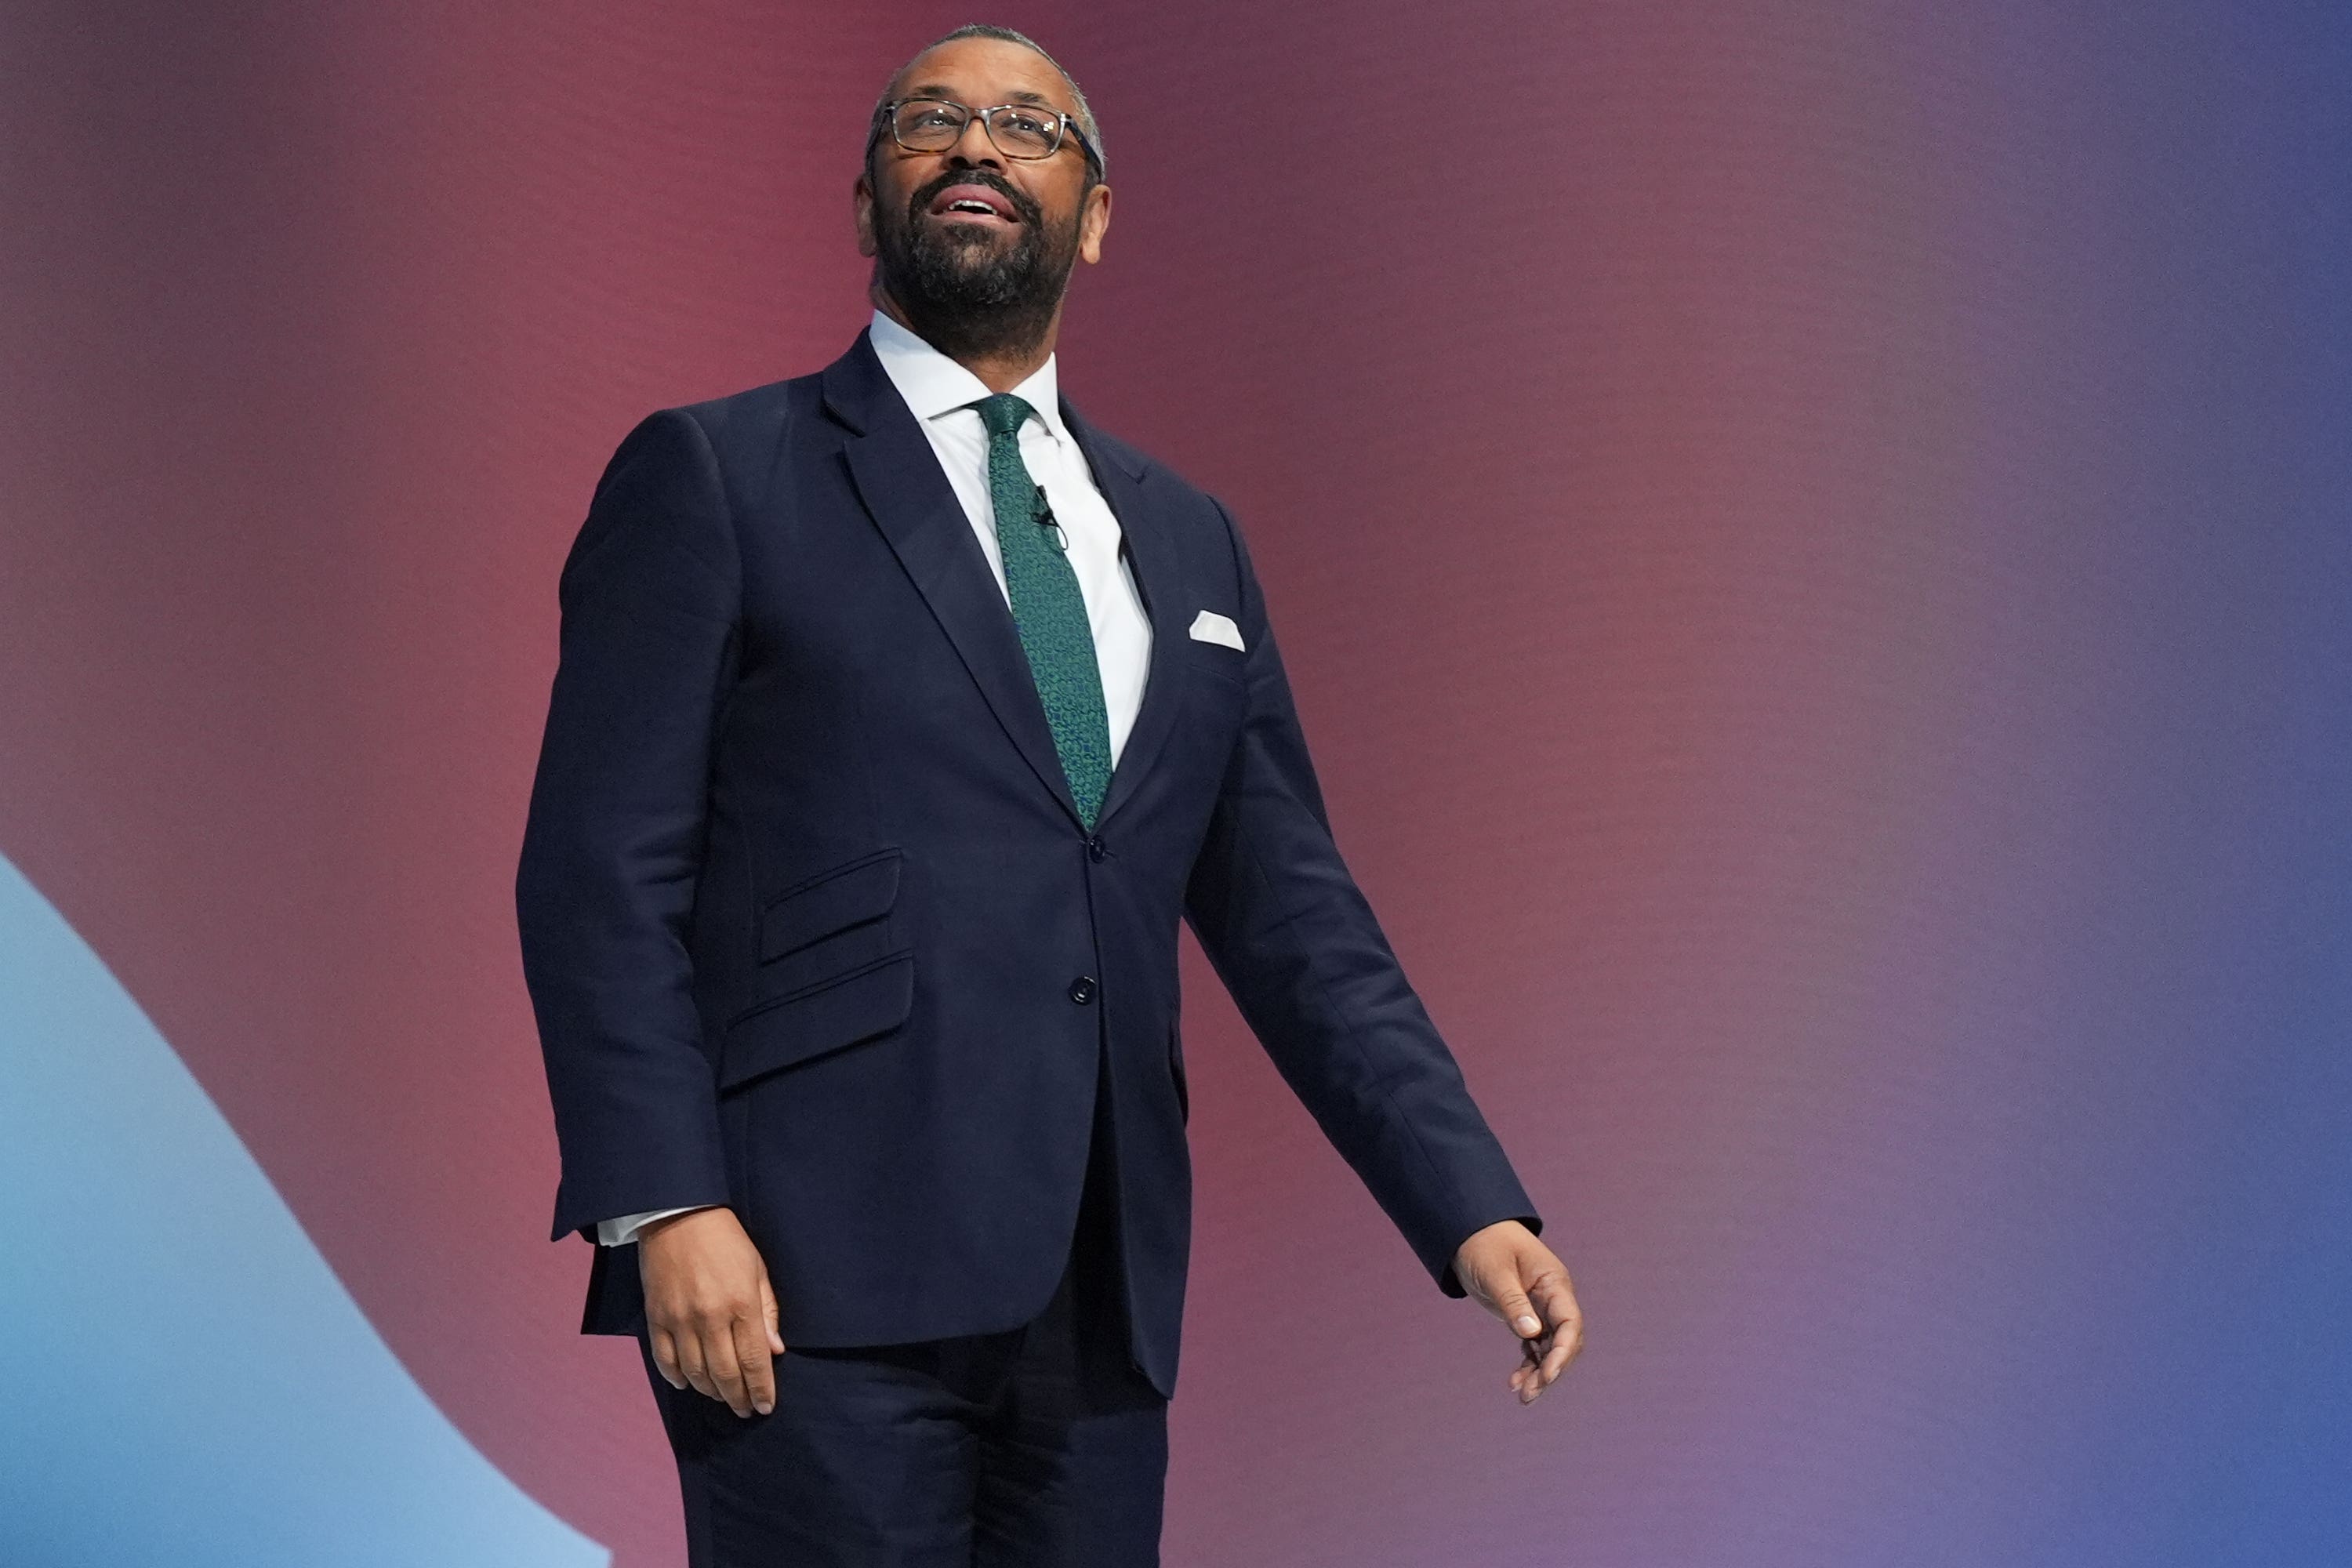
[1188,610,1245,652]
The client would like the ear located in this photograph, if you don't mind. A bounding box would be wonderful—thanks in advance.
[1077,181,1112,266]
[853,170,878,259]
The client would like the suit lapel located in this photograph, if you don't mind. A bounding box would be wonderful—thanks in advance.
[819,331,1192,837]
[825,334,1084,826]
[1062,396,1187,834]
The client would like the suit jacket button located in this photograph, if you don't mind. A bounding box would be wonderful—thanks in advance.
[1086,834,1107,862]
[1069,976,1098,1004]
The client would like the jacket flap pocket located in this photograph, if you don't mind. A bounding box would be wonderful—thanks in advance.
[760,849,902,964]
[719,951,914,1092]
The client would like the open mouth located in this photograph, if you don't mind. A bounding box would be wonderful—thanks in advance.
[927,183,1020,225]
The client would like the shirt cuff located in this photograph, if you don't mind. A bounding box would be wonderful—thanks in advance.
[595,1204,720,1247]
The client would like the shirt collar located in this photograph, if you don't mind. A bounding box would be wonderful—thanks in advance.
[867,307,1069,444]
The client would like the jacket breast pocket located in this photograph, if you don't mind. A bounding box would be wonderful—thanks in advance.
[721,849,913,1092]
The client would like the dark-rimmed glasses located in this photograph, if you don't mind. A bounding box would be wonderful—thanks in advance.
[872,97,1102,176]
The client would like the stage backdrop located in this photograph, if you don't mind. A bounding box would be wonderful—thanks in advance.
[2,3,2345,1564]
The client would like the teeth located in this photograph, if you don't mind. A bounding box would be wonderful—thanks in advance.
[948,198,996,214]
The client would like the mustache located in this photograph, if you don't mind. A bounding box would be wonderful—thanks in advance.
[907,167,1043,227]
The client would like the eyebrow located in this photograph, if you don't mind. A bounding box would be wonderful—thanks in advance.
[902,82,1066,112]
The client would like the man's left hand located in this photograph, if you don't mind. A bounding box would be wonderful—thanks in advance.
[1453,1219,1584,1405]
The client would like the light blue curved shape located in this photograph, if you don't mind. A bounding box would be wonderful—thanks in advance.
[0,852,608,1568]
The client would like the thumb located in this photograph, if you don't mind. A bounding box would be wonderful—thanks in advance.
[1487,1278,1541,1339]
[760,1270,786,1356]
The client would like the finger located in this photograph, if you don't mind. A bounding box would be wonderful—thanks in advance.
[761,1272,786,1358]
[1523,1319,1573,1387]
[648,1324,687,1391]
[1532,1274,1583,1380]
[702,1321,752,1417]
[1541,1319,1582,1381]
[1519,1334,1565,1400]
[1508,1312,1546,1397]
[1529,1269,1576,1323]
[735,1312,777,1417]
[673,1324,717,1402]
[1523,1348,1557,1402]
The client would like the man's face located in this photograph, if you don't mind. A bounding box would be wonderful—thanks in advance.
[855,38,1110,354]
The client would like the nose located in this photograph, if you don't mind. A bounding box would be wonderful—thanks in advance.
[945,111,1004,169]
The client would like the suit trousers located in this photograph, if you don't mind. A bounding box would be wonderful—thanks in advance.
[637,1035,1171,1566]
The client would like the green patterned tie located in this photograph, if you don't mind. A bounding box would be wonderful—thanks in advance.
[974,392,1113,829]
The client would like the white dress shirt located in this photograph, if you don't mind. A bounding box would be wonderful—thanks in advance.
[595,309,1155,1247]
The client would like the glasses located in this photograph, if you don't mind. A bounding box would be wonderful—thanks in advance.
[873,97,1101,175]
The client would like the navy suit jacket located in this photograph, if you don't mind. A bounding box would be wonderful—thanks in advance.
[515,328,1540,1398]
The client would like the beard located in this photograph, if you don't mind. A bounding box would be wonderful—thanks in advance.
[871,166,1083,361]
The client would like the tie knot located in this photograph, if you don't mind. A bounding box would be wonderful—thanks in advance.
[974,392,1035,439]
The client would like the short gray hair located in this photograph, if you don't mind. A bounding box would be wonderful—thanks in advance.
[870,24,1105,183]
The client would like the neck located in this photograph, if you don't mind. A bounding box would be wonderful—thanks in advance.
[871,282,1062,394]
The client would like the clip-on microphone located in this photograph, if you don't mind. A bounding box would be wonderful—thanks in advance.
[1033,484,1069,554]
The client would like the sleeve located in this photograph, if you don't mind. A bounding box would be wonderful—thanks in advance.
[597,1205,722,1247]
[517,408,743,1244]
[1181,495,1543,1297]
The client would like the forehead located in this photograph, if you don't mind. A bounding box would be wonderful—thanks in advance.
[889,37,1074,113]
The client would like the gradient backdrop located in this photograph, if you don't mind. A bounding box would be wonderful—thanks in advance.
[2,2,2347,1564]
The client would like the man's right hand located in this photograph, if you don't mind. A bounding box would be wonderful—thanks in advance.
[637,1205,786,1418]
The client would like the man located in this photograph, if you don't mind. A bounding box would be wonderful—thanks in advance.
[516,23,1584,1565]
